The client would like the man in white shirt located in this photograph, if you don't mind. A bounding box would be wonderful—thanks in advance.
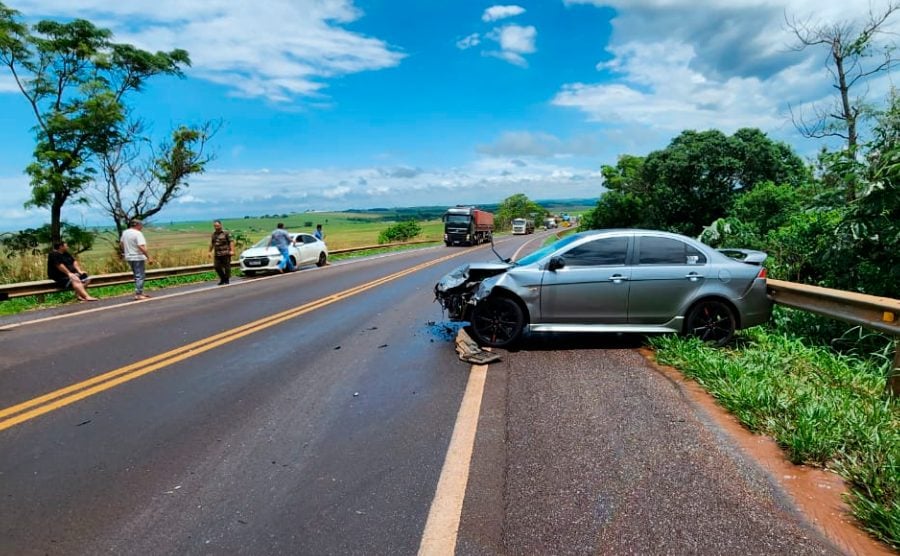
[120,219,153,300]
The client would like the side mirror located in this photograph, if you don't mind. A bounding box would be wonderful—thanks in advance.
[548,256,565,271]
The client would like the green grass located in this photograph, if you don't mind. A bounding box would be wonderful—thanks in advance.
[0,272,220,316]
[652,324,900,548]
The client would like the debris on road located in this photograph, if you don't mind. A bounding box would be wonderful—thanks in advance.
[456,328,502,364]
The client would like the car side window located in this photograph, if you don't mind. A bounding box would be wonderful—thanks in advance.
[562,237,628,266]
[298,234,315,244]
[638,237,707,265]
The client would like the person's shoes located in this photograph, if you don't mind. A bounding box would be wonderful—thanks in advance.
[217,281,224,285]
[84,296,99,301]
[222,280,230,285]
[134,293,151,300]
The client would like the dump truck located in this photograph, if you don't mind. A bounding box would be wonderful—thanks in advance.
[443,206,494,246]
[511,218,535,235]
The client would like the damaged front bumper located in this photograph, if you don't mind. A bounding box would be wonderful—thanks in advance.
[434,263,510,320]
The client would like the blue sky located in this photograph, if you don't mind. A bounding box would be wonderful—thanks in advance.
[0,0,895,230]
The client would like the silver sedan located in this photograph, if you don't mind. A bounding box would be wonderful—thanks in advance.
[434,229,771,348]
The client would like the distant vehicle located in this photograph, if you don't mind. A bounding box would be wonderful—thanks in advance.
[443,206,494,246]
[240,232,328,276]
[511,218,535,235]
[543,217,557,229]
[434,229,771,348]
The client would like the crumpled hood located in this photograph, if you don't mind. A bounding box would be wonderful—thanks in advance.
[435,262,511,293]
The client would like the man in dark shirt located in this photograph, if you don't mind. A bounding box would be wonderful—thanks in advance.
[209,220,235,285]
[47,241,98,301]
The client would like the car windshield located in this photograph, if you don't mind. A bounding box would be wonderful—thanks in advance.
[514,234,582,266]
[250,236,270,249]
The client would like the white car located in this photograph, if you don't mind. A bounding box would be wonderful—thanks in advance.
[239,232,328,276]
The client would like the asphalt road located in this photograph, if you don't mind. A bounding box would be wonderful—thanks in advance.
[0,231,848,555]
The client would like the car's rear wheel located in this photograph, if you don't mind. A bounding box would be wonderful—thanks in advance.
[685,300,736,347]
[316,252,327,267]
[469,295,525,348]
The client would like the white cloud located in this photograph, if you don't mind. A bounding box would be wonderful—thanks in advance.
[554,0,900,140]
[0,74,20,93]
[492,24,536,54]
[0,154,603,230]
[456,33,481,50]
[482,5,526,22]
[553,40,797,132]
[485,24,536,67]
[6,0,405,103]
[477,131,601,158]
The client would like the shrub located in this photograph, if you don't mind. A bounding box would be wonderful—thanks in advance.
[377,220,422,244]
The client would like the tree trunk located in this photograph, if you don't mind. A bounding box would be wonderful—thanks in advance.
[50,197,63,245]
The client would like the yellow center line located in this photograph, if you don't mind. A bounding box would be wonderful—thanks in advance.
[0,250,468,432]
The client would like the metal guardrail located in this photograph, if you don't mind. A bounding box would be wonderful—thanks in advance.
[767,279,900,395]
[0,239,439,300]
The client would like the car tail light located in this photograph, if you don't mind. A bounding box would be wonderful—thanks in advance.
[757,267,767,279]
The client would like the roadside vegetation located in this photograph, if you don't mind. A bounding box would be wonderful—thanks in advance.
[573,7,900,546]
[652,314,899,548]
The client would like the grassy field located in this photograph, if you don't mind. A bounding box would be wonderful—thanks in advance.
[0,212,445,284]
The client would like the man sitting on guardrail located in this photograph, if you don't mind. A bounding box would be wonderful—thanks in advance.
[47,241,98,302]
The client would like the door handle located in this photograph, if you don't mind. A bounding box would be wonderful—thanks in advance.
[685,273,703,281]
[609,274,628,283]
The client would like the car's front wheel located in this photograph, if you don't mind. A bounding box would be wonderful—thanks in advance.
[316,252,327,267]
[685,300,736,347]
[469,295,525,348]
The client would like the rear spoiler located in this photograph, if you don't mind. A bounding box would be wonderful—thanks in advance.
[717,248,767,265]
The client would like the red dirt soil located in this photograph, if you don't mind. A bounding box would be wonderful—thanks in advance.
[641,348,896,556]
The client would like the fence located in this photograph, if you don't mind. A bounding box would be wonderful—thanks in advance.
[767,279,900,395]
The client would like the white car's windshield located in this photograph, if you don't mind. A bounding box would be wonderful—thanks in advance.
[250,234,296,249]
[251,236,271,249]
[515,234,581,266]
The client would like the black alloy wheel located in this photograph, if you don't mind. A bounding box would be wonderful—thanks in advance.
[316,252,327,267]
[469,296,525,348]
[685,300,736,347]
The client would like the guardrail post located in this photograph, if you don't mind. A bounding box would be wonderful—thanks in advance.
[889,341,900,397]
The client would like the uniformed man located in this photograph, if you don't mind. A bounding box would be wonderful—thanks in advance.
[209,220,235,285]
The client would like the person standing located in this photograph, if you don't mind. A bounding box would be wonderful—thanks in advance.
[209,220,235,285]
[47,241,98,302]
[267,222,296,272]
[314,223,324,241]
[120,219,152,300]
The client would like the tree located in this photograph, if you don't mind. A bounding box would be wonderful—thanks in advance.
[787,3,899,172]
[640,129,807,235]
[96,121,217,238]
[0,222,94,257]
[0,3,190,243]
[495,193,545,230]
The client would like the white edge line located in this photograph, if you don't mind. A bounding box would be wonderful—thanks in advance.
[418,363,488,556]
